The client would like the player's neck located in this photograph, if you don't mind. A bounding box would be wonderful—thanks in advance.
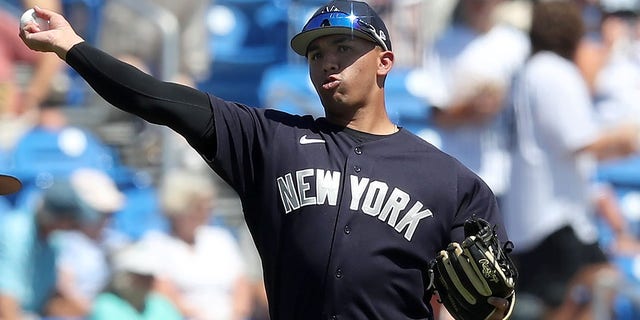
[344,117,398,135]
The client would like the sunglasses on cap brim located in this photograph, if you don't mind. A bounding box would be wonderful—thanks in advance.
[303,11,389,51]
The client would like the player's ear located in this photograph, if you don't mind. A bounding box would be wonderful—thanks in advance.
[377,50,394,76]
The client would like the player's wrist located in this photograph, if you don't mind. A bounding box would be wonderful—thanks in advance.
[56,37,85,61]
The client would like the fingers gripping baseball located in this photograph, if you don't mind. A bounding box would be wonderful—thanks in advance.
[19,6,84,60]
[428,217,518,320]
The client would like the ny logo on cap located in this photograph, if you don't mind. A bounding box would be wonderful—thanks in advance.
[322,6,340,13]
[378,30,387,41]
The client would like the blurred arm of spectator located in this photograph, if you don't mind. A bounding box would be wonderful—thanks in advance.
[0,293,22,320]
[16,0,64,114]
[593,183,640,255]
[578,121,640,160]
[231,275,252,320]
[432,81,506,127]
[151,277,199,318]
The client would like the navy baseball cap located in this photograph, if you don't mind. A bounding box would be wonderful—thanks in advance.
[0,174,21,195]
[291,0,392,56]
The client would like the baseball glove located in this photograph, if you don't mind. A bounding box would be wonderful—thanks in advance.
[427,217,518,320]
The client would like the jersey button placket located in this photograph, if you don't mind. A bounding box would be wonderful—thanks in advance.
[353,147,362,173]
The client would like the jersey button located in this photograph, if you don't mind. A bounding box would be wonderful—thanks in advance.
[354,147,362,155]
[330,316,337,320]
[353,165,361,173]
[336,268,343,278]
[344,225,351,234]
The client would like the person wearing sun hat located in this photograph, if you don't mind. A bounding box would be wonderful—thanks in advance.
[0,168,124,319]
[0,173,21,195]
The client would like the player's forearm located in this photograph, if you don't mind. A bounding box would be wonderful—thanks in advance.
[65,42,214,140]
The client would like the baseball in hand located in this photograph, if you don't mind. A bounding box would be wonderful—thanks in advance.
[20,8,49,30]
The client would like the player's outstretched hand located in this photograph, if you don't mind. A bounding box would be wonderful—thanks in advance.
[18,6,84,60]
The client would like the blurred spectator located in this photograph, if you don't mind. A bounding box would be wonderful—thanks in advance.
[574,0,640,254]
[578,0,640,127]
[0,167,123,319]
[98,0,210,85]
[0,0,64,151]
[369,0,424,66]
[503,1,640,319]
[419,0,530,200]
[88,242,183,320]
[137,169,252,320]
[46,168,129,319]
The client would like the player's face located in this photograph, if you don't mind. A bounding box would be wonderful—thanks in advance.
[306,35,385,118]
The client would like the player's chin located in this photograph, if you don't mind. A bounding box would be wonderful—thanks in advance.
[319,94,348,110]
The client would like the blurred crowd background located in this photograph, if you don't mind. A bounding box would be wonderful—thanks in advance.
[2,0,640,319]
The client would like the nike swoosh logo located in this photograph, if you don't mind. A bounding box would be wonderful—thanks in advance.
[299,135,326,145]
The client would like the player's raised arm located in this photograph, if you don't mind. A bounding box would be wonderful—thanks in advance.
[18,6,215,155]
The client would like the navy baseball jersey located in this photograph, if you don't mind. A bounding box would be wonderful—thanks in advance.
[207,96,505,320]
[65,42,507,320]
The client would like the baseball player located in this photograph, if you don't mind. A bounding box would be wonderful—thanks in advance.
[20,1,513,319]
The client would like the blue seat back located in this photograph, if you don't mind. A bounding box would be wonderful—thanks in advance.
[258,63,323,116]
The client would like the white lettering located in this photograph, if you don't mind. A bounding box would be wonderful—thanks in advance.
[277,171,434,242]
[296,169,316,207]
[362,181,388,217]
[394,202,433,241]
[350,175,369,210]
[277,173,300,214]
[316,169,340,206]
[379,188,410,226]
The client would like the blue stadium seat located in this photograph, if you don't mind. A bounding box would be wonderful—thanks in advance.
[62,0,105,45]
[0,195,12,215]
[198,0,289,106]
[110,184,168,241]
[597,155,640,189]
[0,0,22,17]
[384,68,431,127]
[593,155,640,320]
[258,63,323,116]
[7,126,120,195]
[60,0,105,106]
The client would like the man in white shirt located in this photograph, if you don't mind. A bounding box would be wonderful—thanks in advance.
[504,2,640,319]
